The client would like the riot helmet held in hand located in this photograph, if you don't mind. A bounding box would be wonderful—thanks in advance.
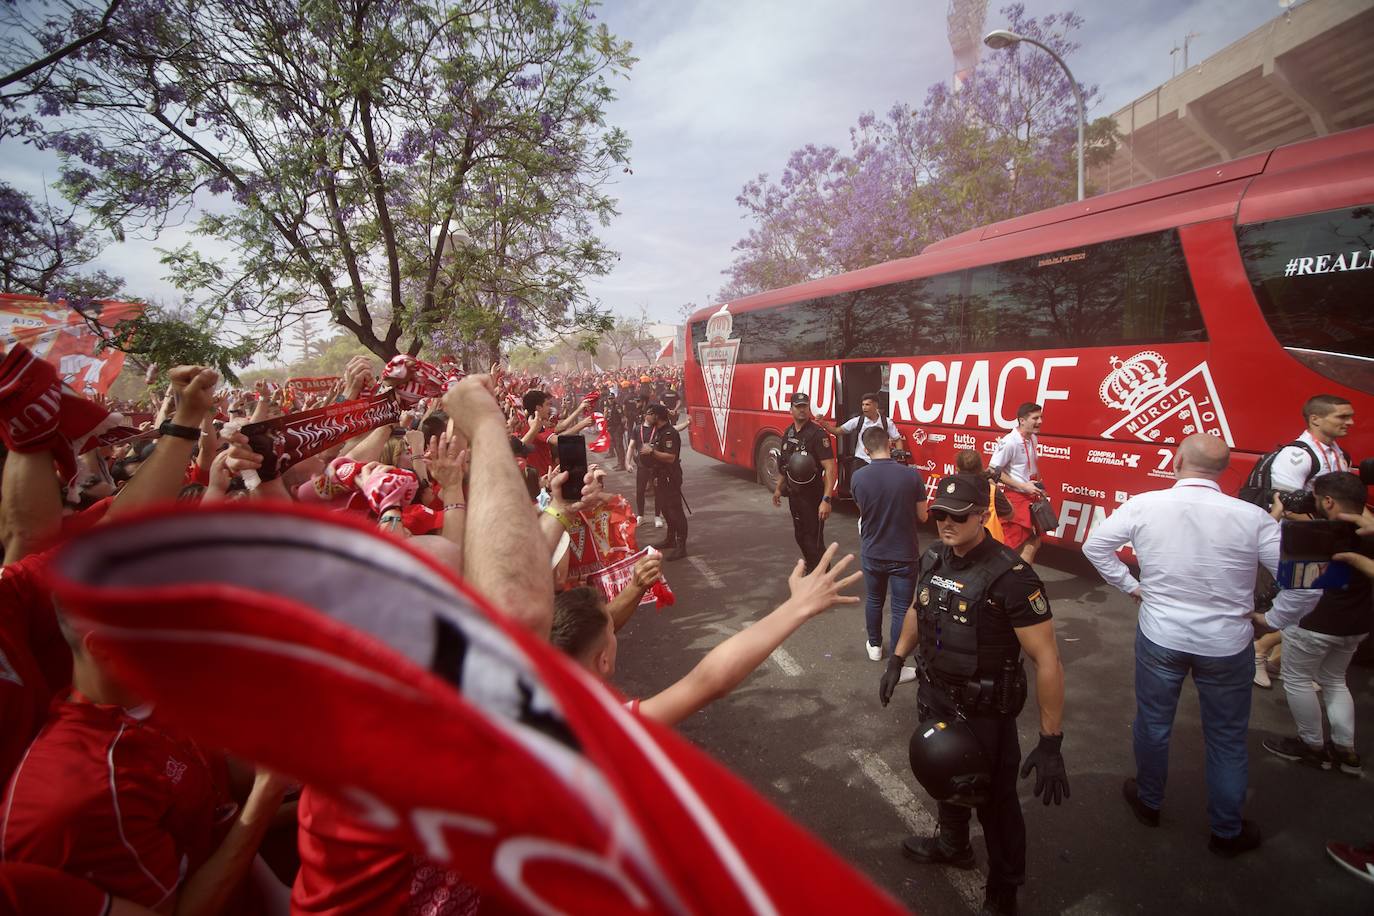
[784,450,818,486]
[909,718,992,807]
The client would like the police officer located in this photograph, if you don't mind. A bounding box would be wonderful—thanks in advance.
[641,403,688,560]
[771,392,837,574]
[878,473,1068,916]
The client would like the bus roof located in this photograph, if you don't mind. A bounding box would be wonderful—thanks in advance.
[690,123,1374,327]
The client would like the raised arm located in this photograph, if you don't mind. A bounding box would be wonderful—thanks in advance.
[638,544,860,726]
[107,367,218,522]
[1,450,63,564]
[446,375,554,639]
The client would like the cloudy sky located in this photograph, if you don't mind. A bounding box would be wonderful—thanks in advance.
[6,0,1287,339]
[589,0,1285,324]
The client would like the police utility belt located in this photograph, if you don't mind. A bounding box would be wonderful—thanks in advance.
[916,547,1028,718]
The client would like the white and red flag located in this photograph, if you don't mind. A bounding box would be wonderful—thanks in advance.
[49,503,906,916]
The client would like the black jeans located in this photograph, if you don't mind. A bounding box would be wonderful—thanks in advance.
[609,428,626,468]
[656,470,688,546]
[635,462,657,518]
[917,681,1026,890]
[787,486,826,572]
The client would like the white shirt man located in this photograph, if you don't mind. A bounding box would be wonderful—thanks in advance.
[1083,476,1281,656]
[1082,433,1279,856]
[989,403,1045,562]
[1269,395,1354,493]
[836,413,900,465]
[991,426,1038,487]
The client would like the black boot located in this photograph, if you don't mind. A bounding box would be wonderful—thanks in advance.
[664,541,687,561]
[900,834,975,869]
[978,884,1018,916]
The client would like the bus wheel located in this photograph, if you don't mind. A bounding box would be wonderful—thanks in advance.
[756,434,781,490]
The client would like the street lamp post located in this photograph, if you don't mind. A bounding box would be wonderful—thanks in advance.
[984,28,1085,202]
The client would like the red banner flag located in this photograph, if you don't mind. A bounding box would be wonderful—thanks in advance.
[285,376,341,397]
[0,293,142,396]
[49,504,905,916]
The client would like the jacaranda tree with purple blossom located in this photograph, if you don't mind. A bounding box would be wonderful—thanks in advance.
[720,4,1118,301]
[2,0,633,363]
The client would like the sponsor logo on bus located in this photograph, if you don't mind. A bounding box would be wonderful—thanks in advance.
[1087,448,1141,468]
[911,428,927,445]
[954,433,976,449]
[927,432,947,443]
[1038,444,1071,460]
[1099,351,1233,446]
[1062,484,1106,499]
[697,305,740,450]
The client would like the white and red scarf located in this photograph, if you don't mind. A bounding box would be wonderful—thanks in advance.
[49,503,903,916]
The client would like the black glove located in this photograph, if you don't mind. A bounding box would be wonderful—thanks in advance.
[1019,733,1069,805]
[878,656,904,707]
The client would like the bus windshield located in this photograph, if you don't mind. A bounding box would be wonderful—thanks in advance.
[1239,204,1374,393]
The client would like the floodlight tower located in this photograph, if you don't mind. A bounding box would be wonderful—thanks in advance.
[947,0,990,90]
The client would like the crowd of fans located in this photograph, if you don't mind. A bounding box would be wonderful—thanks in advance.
[0,345,871,914]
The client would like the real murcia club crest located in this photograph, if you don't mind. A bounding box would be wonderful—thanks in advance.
[697,304,740,451]
[1099,351,1234,446]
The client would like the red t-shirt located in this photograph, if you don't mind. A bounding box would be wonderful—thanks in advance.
[0,698,231,909]
[0,551,68,787]
[526,430,557,478]
[0,862,109,915]
[292,788,480,915]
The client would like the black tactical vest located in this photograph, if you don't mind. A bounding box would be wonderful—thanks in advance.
[916,543,1022,683]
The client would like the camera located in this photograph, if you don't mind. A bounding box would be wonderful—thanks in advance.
[891,448,912,466]
[1270,488,1317,516]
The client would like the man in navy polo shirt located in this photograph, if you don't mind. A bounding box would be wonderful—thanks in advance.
[851,426,928,661]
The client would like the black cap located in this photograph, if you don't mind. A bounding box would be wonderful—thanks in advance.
[928,474,984,514]
[789,391,811,407]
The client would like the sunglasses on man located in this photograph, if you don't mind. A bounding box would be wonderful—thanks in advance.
[930,508,975,524]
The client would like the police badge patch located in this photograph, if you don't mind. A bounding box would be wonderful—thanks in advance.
[919,587,930,606]
[1029,590,1048,615]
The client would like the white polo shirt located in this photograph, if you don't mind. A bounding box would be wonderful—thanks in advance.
[990,429,1038,484]
[1269,430,1350,493]
[1083,478,1281,657]
[838,414,900,464]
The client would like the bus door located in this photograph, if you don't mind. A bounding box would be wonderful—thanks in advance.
[836,362,889,492]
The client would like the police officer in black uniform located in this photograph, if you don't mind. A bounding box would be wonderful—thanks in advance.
[641,403,688,560]
[771,392,837,573]
[878,474,1068,916]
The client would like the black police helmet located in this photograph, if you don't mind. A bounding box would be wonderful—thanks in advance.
[908,718,992,807]
[784,450,818,485]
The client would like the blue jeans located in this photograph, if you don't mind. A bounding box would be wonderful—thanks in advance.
[1132,627,1253,838]
[861,559,916,649]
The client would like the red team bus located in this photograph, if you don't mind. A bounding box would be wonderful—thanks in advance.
[684,125,1374,549]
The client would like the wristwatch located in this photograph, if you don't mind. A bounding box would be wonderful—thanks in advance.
[822,495,833,504]
[158,420,200,441]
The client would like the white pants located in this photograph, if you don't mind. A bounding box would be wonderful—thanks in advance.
[1279,625,1367,748]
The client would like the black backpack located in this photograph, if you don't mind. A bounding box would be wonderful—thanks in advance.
[1237,440,1328,506]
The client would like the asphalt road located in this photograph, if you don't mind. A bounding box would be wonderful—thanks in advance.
[605,441,1374,915]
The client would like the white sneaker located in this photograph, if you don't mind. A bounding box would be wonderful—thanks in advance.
[898,666,917,685]
[636,515,644,525]
[866,642,882,662]
[655,516,664,528]
[1254,655,1271,689]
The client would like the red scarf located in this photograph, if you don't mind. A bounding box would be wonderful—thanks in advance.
[50,503,903,916]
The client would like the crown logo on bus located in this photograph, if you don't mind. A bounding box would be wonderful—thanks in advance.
[705,305,734,343]
[1099,351,1168,413]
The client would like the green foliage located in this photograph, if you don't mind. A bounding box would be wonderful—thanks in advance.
[9,0,636,362]
[96,307,261,385]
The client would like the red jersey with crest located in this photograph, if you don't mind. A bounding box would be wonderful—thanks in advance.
[293,787,480,915]
[0,697,231,909]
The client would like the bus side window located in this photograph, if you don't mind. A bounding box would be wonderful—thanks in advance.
[962,228,1205,352]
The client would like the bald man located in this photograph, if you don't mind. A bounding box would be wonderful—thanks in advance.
[1084,434,1280,859]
